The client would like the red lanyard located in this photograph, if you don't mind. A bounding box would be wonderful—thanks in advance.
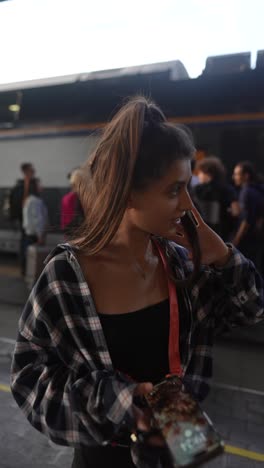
[154,241,182,377]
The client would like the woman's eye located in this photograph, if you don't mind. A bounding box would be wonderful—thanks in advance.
[169,188,180,197]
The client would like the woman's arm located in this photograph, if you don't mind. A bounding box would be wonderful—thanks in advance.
[171,203,264,328]
[10,259,138,447]
[202,245,263,330]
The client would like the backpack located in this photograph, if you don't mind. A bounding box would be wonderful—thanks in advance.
[9,180,24,222]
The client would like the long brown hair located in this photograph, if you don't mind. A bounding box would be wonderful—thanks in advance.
[72,96,201,284]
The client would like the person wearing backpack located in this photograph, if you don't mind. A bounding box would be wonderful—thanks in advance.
[9,163,36,275]
[9,163,35,224]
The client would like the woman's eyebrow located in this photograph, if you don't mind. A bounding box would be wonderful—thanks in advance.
[167,177,192,188]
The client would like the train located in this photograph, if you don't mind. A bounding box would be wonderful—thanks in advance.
[0,51,263,252]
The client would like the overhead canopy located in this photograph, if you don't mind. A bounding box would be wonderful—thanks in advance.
[0,60,188,126]
[0,60,189,93]
[0,55,263,127]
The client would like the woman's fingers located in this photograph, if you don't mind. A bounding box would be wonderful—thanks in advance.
[133,382,153,432]
[134,382,153,397]
[132,382,165,447]
[133,406,151,432]
[187,207,205,227]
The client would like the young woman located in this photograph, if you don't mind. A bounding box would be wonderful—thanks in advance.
[11,97,264,468]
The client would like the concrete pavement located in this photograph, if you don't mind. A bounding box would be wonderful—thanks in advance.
[0,275,28,306]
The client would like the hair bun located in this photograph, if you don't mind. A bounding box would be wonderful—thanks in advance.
[144,105,165,126]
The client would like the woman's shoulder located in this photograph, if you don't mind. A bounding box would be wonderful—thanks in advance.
[38,243,81,286]
[62,191,77,206]
[155,237,189,262]
[21,244,87,339]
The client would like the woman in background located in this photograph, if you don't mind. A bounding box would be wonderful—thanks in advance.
[61,168,84,235]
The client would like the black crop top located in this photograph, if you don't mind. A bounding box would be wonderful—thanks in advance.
[72,292,190,468]
[99,287,190,385]
[99,298,170,384]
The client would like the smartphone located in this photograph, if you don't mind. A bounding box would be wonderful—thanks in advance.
[185,210,199,228]
[144,375,224,468]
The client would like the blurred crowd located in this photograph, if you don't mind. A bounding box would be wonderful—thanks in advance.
[191,156,264,274]
[6,155,264,278]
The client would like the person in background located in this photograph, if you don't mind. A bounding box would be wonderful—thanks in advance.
[193,156,239,240]
[9,163,36,275]
[61,168,83,235]
[232,160,264,272]
[189,159,199,188]
[11,98,264,468]
[22,178,49,273]
[9,162,36,223]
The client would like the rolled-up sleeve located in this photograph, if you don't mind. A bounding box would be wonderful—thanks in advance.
[10,261,137,448]
[208,244,264,330]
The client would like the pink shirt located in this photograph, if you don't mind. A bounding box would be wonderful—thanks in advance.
[60,191,78,230]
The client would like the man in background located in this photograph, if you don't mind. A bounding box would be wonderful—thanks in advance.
[193,156,239,241]
[9,163,36,275]
[232,161,264,273]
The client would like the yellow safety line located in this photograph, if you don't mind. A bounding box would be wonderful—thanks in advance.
[0,383,11,393]
[225,444,264,462]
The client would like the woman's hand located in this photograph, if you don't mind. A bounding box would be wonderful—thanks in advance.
[132,382,164,447]
[173,206,231,267]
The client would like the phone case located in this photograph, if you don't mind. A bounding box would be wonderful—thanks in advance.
[185,210,199,228]
[144,375,224,468]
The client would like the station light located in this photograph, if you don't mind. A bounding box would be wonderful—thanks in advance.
[8,104,20,112]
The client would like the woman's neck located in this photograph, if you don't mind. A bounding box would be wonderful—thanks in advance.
[110,220,153,264]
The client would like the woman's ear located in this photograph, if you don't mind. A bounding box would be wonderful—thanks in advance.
[127,191,136,209]
[127,195,133,209]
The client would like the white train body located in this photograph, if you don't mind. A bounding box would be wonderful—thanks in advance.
[0,132,98,252]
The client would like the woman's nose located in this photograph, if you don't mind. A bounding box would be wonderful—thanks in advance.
[179,189,193,212]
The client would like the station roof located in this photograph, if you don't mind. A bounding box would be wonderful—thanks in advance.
[0,55,263,128]
[0,60,189,93]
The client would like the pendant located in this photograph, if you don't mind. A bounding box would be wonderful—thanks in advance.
[135,263,147,279]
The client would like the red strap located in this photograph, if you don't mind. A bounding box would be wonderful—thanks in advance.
[154,241,182,377]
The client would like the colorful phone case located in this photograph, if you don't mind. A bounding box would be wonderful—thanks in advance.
[145,375,224,468]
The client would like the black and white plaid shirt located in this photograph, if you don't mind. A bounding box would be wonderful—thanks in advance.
[10,241,264,467]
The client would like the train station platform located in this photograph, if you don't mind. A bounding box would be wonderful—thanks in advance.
[0,254,28,306]
[0,275,28,306]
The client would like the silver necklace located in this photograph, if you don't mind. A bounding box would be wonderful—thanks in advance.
[133,255,159,280]
[134,261,147,279]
